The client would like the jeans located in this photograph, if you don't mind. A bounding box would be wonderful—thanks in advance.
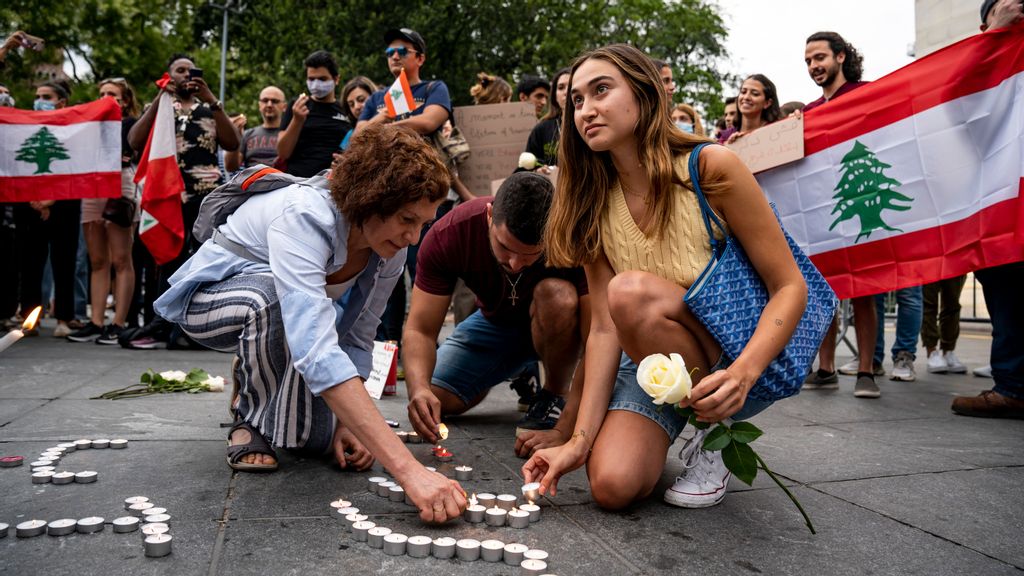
[975,263,1024,400]
[921,275,966,351]
[874,286,923,364]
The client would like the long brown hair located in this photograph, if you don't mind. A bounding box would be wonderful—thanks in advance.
[545,44,713,268]
[98,78,140,117]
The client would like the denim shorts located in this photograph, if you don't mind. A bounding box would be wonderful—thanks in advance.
[608,352,774,440]
[431,310,538,405]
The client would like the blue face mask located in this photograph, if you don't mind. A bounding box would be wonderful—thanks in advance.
[675,121,694,133]
[34,99,57,111]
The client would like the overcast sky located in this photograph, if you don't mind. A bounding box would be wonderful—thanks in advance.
[715,0,917,105]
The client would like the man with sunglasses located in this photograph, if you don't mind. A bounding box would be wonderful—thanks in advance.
[225,86,287,172]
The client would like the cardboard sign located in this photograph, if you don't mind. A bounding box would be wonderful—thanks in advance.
[726,115,805,174]
[453,102,538,196]
[364,341,398,400]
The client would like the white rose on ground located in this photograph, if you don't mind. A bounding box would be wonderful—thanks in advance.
[518,152,538,170]
[202,376,225,392]
[636,353,692,405]
[159,370,188,382]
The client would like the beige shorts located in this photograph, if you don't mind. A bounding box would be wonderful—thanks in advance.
[82,167,139,224]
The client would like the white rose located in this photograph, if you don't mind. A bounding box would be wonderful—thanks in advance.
[518,152,538,170]
[636,353,692,405]
[159,370,187,382]
[202,376,225,392]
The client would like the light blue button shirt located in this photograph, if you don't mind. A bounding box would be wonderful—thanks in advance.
[154,183,405,395]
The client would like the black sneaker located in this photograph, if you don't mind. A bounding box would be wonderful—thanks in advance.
[516,389,565,431]
[67,322,104,342]
[96,324,124,345]
[509,363,541,413]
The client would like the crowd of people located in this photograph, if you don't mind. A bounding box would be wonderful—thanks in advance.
[1,0,1021,524]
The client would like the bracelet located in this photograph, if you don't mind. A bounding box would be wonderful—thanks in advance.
[571,430,593,454]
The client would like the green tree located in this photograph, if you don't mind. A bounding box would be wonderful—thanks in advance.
[829,140,912,242]
[16,127,70,174]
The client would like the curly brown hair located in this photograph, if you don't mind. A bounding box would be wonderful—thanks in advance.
[330,124,451,226]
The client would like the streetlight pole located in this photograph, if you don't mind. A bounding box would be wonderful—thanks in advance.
[210,1,244,103]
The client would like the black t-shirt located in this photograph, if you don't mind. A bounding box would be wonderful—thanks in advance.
[280,99,350,177]
[121,116,138,167]
[525,117,560,166]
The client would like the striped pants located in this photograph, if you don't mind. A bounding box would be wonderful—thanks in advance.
[180,273,335,454]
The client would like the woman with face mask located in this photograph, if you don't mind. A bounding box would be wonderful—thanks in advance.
[276,50,351,177]
[671,103,706,137]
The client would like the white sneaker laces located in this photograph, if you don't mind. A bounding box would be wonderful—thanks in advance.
[677,429,712,480]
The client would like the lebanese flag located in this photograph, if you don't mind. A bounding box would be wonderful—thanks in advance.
[383,69,417,118]
[756,23,1024,300]
[135,75,185,265]
[0,98,121,202]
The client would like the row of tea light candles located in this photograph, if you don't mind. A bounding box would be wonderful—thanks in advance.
[1,496,173,557]
[4,438,131,484]
[360,476,543,528]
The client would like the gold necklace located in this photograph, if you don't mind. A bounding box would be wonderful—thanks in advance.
[504,271,525,306]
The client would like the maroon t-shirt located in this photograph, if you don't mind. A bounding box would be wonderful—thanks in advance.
[415,196,588,326]
[803,80,868,113]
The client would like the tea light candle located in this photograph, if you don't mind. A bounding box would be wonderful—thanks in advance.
[16,520,47,538]
[504,542,528,565]
[47,519,77,536]
[454,465,473,481]
[485,506,507,527]
[145,514,172,526]
[366,526,392,548]
[329,499,352,510]
[388,485,405,502]
[75,470,98,483]
[124,496,149,509]
[344,513,367,531]
[407,431,422,444]
[58,442,77,451]
[145,507,168,516]
[31,471,55,484]
[433,446,453,462]
[480,539,505,562]
[351,520,374,542]
[395,431,408,443]
[524,548,549,562]
[76,517,104,534]
[91,439,110,449]
[40,451,62,460]
[382,533,408,556]
[0,523,8,538]
[0,456,24,467]
[31,466,55,474]
[476,493,496,508]
[463,504,486,523]
[496,494,518,510]
[73,439,92,450]
[112,516,140,533]
[406,535,432,558]
[520,558,549,574]
[109,439,128,449]
[141,523,169,538]
[522,482,542,502]
[432,536,456,559]
[508,507,530,528]
[520,503,541,522]
[30,460,56,468]
[51,471,76,485]
[129,502,155,517]
[456,538,481,561]
[367,476,387,493]
[376,480,396,497]
[144,534,173,557]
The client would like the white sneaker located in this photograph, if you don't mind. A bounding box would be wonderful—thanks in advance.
[890,351,916,382]
[927,350,948,373]
[663,429,731,508]
[837,359,860,375]
[943,351,967,374]
[973,365,992,378]
[53,323,72,338]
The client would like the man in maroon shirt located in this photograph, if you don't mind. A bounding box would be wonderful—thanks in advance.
[403,172,588,456]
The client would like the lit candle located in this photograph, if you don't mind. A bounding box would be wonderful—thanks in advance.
[454,465,473,481]
[366,526,392,549]
[335,506,359,523]
[112,517,140,533]
[367,476,387,493]
[503,542,529,565]
[351,520,375,542]
[141,523,169,539]
[74,471,98,484]
[109,439,128,449]
[124,496,149,510]
[407,431,422,444]
[91,439,110,449]
[521,482,541,502]
[463,504,486,523]
[344,513,367,531]
[524,548,549,561]
[382,533,408,556]
[520,558,549,574]
[496,494,518,510]
[507,507,530,529]
[456,538,481,561]
[329,499,352,510]
[480,539,505,562]
[0,306,40,353]
[431,536,456,559]
[433,446,453,462]
[0,456,24,468]
[15,520,47,538]
[51,471,76,485]
[144,534,173,557]
[76,517,104,534]
[485,506,507,527]
[406,535,432,558]
[520,503,541,522]
[376,480,396,498]
[476,493,496,508]
[47,519,78,536]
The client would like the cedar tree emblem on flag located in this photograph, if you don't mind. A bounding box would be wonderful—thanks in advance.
[15,127,70,174]
[829,140,912,242]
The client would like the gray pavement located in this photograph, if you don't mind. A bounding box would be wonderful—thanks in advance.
[1,321,1022,575]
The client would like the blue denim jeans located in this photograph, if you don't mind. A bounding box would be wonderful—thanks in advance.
[874,287,923,364]
[975,263,1024,400]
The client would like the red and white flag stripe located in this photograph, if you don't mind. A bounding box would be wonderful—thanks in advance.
[135,78,185,265]
[757,24,1024,299]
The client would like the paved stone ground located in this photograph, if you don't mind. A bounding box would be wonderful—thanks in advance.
[1,321,1022,575]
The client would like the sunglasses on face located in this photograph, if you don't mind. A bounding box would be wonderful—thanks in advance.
[385,47,418,58]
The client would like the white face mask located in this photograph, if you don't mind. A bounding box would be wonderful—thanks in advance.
[306,79,336,99]
[675,121,694,133]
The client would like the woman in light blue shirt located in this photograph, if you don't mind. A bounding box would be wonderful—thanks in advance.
[155,124,468,523]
